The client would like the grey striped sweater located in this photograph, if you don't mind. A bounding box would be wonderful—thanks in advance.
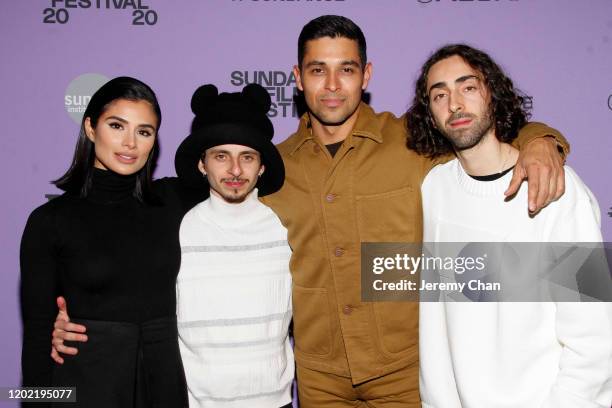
[177,190,293,408]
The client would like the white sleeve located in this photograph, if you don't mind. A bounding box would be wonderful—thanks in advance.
[541,167,612,408]
[540,302,612,408]
[547,167,602,242]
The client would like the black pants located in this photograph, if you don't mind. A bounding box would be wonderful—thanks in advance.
[52,317,187,408]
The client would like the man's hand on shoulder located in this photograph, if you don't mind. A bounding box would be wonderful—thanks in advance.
[506,137,565,214]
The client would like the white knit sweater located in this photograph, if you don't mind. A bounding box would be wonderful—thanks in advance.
[176,190,293,408]
[420,159,612,408]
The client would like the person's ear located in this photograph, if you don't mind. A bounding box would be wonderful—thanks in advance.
[361,62,373,90]
[84,117,95,142]
[293,65,304,92]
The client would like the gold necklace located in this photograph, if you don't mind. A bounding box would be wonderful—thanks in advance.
[498,144,510,174]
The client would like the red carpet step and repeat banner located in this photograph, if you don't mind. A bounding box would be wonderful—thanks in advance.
[1,1,611,402]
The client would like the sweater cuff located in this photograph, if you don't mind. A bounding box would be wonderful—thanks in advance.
[512,121,570,160]
[541,384,608,408]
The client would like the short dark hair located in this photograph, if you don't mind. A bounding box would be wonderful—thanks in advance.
[298,15,367,68]
[406,44,531,158]
[54,76,162,203]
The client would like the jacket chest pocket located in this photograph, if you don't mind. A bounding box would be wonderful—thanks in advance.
[356,186,419,243]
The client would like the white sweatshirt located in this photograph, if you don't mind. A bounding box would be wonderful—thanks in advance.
[177,190,293,408]
[420,159,612,408]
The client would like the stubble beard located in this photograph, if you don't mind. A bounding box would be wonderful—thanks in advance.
[310,95,360,127]
[213,178,255,204]
[312,107,352,127]
[221,190,250,204]
[441,110,494,151]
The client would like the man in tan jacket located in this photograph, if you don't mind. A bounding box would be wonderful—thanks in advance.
[262,15,569,407]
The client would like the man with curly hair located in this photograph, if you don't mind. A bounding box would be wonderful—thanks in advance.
[407,44,612,408]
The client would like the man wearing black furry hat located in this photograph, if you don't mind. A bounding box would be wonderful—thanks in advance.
[172,83,294,408]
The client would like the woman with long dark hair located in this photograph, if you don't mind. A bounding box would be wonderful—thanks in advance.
[20,76,202,407]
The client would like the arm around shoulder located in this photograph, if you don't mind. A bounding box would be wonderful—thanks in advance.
[513,122,570,159]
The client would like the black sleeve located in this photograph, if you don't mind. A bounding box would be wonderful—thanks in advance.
[154,177,209,214]
[20,205,60,390]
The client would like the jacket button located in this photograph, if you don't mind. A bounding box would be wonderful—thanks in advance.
[313,145,321,153]
[326,194,336,203]
[343,305,352,315]
[334,247,344,257]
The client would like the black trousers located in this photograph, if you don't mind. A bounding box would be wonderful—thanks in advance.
[51,316,188,408]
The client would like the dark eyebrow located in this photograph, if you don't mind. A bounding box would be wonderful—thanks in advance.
[455,74,479,84]
[106,115,156,131]
[208,149,260,156]
[304,60,361,69]
[340,60,360,68]
[106,116,128,124]
[304,61,326,68]
[428,82,447,94]
[428,75,480,94]
[208,149,229,154]
[138,124,156,131]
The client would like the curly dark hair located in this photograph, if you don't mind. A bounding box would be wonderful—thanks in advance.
[406,44,531,158]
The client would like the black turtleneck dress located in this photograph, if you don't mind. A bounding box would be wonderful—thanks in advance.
[20,169,206,408]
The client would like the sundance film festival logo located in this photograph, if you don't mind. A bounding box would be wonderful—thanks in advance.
[64,73,109,124]
[418,0,518,3]
[230,71,299,118]
[232,0,345,3]
[43,0,158,26]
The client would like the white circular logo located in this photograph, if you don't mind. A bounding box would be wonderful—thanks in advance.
[64,73,109,124]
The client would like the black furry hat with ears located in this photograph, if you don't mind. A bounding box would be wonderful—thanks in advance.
[175,83,285,196]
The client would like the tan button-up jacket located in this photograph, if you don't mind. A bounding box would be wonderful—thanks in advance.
[262,103,566,384]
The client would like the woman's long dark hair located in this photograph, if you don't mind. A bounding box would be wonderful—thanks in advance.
[406,44,531,158]
[54,76,162,203]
